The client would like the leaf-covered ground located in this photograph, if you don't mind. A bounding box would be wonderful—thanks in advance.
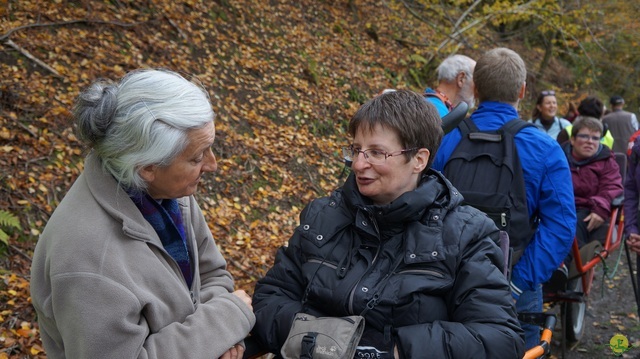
[1,0,639,358]
[0,1,433,356]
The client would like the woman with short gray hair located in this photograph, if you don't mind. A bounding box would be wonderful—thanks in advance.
[31,69,254,359]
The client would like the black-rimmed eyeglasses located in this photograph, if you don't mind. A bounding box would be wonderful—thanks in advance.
[342,145,417,165]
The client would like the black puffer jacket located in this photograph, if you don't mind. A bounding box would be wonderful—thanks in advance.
[252,170,524,358]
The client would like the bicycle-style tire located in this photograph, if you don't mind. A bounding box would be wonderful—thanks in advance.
[563,278,586,345]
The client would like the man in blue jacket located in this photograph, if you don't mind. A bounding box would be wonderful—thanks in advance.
[432,47,576,350]
[424,54,476,117]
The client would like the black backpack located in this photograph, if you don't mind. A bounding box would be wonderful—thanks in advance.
[443,118,538,251]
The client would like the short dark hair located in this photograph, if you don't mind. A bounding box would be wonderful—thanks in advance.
[577,96,604,119]
[348,90,443,169]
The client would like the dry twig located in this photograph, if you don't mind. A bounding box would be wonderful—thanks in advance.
[1,19,155,78]
[4,39,63,78]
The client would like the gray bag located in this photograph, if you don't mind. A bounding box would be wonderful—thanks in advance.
[281,313,365,359]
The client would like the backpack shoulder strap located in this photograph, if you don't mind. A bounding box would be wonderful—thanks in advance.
[501,119,534,136]
[458,117,478,136]
[558,118,567,130]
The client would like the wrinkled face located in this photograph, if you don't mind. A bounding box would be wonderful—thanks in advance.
[570,128,601,160]
[350,124,427,205]
[143,121,217,199]
[457,67,476,108]
[536,95,558,120]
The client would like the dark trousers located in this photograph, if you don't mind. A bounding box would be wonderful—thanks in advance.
[575,208,608,248]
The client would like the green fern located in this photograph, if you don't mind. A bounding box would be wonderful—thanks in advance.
[0,210,21,246]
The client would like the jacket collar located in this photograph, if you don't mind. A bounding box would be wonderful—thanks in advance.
[83,152,168,244]
[471,101,520,129]
[342,170,459,223]
[561,141,609,167]
[342,169,461,263]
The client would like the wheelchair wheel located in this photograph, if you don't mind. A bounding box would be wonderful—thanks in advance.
[563,277,586,345]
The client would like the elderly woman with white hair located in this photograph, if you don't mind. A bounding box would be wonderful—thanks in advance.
[31,69,254,359]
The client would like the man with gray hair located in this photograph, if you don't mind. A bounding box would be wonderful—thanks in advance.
[433,47,576,350]
[424,54,476,117]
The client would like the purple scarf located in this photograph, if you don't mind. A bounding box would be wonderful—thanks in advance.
[129,192,193,288]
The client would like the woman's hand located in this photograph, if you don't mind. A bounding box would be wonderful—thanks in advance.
[233,290,253,311]
[219,344,244,359]
[627,233,640,254]
[584,212,604,232]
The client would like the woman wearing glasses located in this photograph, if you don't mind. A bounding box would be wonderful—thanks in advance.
[251,90,524,358]
[529,90,572,140]
[557,96,615,149]
[562,116,622,251]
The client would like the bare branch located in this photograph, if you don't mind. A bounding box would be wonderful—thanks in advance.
[453,0,483,30]
[0,19,149,42]
[9,244,32,263]
[165,15,188,40]
[581,15,607,52]
[4,39,64,79]
[396,0,488,61]
[1,18,157,79]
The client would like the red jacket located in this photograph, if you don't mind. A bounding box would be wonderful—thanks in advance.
[563,142,623,220]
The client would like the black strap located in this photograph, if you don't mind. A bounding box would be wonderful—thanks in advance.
[501,118,533,135]
[300,333,317,359]
[558,117,566,130]
[458,117,478,137]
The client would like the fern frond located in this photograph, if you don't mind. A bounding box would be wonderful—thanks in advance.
[0,210,21,230]
[0,230,8,245]
[0,210,21,245]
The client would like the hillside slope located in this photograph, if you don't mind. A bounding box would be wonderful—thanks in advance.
[1,2,444,356]
[1,0,430,278]
[4,1,640,358]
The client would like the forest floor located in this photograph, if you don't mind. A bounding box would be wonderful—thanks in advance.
[546,247,640,359]
[2,1,639,358]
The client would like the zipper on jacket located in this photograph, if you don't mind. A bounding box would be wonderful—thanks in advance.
[396,269,444,278]
[348,208,381,314]
[307,258,339,270]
